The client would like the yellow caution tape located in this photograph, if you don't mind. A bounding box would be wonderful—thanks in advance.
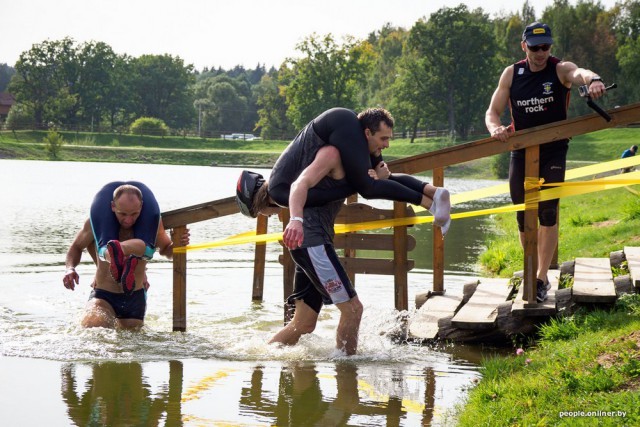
[173,157,640,253]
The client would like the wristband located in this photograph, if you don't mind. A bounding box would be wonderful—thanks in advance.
[290,216,304,224]
[65,267,76,274]
[590,76,602,85]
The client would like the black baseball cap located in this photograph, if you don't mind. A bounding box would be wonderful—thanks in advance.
[522,22,554,46]
[236,170,265,218]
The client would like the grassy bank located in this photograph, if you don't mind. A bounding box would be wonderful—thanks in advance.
[460,151,640,424]
[455,295,640,426]
[480,186,640,277]
[2,127,638,178]
[0,131,287,167]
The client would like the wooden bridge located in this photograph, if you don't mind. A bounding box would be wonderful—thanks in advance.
[162,102,640,334]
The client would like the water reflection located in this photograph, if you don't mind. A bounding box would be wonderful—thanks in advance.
[60,360,473,426]
[61,361,183,426]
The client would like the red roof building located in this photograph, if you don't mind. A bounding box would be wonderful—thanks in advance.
[0,92,16,118]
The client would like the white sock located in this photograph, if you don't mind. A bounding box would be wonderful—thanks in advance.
[431,188,451,227]
[440,217,451,237]
[429,198,437,215]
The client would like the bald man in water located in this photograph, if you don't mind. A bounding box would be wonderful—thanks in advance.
[63,184,189,329]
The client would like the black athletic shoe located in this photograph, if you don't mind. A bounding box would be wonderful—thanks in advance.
[536,279,548,303]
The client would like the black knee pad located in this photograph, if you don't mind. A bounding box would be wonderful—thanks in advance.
[516,212,525,232]
[539,207,558,227]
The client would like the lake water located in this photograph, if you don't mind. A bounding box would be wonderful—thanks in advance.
[0,159,510,426]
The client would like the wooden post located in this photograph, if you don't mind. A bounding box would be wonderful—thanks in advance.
[252,214,268,300]
[166,360,184,425]
[393,201,409,311]
[171,225,188,331]
[432,167,445,293]
[523,146,539,305]
[280,210,295,324]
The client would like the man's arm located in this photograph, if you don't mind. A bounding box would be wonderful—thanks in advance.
[156,219,190,260]
[284,146,343,249]
[557,61,606,99]
[63,219,95,291]
[486,65,515,142]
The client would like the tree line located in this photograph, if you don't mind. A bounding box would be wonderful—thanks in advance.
[1,1,639,141]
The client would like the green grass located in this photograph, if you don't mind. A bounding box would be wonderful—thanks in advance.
[2,128,638,176]
[567,128,640,163]
[0,129,290,151]
[480,186,640,277]
[455,295,640,426]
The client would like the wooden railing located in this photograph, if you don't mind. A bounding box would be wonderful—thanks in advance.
[162,102,640,330]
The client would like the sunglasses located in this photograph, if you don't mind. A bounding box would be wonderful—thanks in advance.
[528,44,551,52]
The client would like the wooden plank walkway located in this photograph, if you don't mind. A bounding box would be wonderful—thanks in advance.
[407,250,640,342]
[572,257,617,303]
[625,246,640,291]
[511,270,559,316]
[408,293,464,340]
[450,278,512,330]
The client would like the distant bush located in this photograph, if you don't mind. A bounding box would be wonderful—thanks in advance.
[130,117,169,137]
[43,129,65,159]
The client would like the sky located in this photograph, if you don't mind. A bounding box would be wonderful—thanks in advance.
[2,0,619,71]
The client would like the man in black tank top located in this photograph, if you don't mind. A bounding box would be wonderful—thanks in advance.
[267,145,364,355]
[485,22,608,303]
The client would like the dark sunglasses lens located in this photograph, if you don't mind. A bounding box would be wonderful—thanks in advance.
[530,44,550,52]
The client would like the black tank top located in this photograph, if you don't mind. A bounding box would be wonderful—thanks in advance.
[509,57,570,156]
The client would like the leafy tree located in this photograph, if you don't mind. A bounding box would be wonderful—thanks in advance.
[194,74,255,134]
[255,68,294,140]
[540,0,576,59]
[10,37,78,125]
[401,5,498,138]
[614,0,640,105]
[247,64,267,85]
[614,0,640,39]
[389,51,438,141]
[75,41,118,130]
[616,32,640,103]
[44,86,78,127]
[206,80,248,133]
[284,33,368,129]
[129,54,195,129]
[522,0,536,24]
[543,1,619,116]
[103,55,137,130]
[361,24,408,108]
[492,13,526,67]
